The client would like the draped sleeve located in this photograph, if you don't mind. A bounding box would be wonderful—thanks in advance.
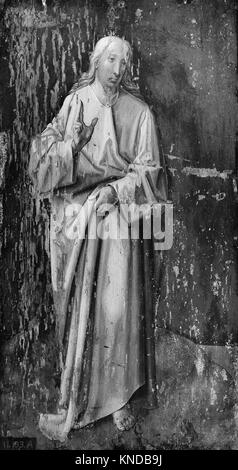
[108,106,168,205]
[28,94,76,194]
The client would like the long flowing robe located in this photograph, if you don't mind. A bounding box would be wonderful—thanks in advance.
[29,84,168,442]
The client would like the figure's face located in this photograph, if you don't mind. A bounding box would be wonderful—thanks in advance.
[96,39,128,91]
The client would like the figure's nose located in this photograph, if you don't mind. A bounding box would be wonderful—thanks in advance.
[113,61,120,76]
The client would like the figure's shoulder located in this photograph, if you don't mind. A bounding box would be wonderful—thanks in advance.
[63,85,90,106]
[118,89,149,113]
[74,85,90,99]
[116,89,151,123]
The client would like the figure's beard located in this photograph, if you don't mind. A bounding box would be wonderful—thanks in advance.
[105,75,123,93]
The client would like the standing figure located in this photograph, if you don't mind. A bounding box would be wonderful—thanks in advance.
[29,36,168,442]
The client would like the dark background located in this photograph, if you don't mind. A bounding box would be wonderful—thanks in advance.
[0,0,238,449]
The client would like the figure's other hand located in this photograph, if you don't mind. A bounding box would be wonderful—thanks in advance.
[95,186,118,216]
[72,100,98,154]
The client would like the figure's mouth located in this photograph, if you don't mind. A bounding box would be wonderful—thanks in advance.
[109,77,118,83]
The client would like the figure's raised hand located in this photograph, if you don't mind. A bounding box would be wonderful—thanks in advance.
[72,100,98,154]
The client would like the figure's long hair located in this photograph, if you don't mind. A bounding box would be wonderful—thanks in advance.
[69,36,143,100]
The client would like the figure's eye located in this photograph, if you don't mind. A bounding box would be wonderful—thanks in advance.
[108,56,115,62]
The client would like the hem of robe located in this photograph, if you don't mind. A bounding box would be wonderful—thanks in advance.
[38,381,145,442]
[77,380,145,429]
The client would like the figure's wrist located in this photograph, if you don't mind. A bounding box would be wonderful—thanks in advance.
[72,135,90,156]
[72,139,83,157]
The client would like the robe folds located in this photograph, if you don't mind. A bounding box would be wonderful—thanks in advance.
[29,85,168,442]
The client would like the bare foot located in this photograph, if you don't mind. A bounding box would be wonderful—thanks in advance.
[112,405,136,431]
